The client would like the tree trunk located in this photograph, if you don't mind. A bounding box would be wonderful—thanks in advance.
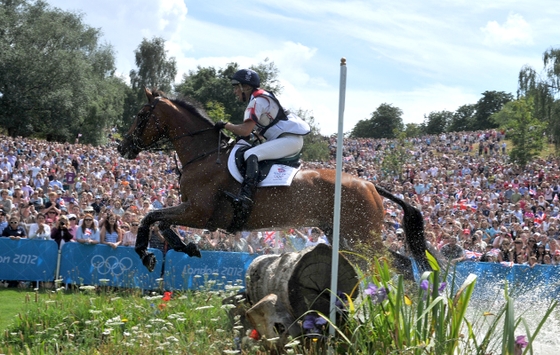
[245,243,358,319]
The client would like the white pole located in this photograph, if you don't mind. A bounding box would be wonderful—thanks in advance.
[329,58,347,339]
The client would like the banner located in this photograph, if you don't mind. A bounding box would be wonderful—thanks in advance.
[163,250,259,290]
[0,239,58,281]
[59,243,164,290]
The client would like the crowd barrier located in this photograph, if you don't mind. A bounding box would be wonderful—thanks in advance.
[0,239,258,290]
[2,239,560,297]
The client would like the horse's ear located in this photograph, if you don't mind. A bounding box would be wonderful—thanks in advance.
[145,87,154,103]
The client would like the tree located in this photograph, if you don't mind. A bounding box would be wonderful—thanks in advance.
[129,37,177,103]
[380,131,414,181]
[471,91,514,130]
[492,97,545,167]
[175,59,282,124]
[518,48,560,149]
[448,104,476,132]
[295,109,330,162]
[350,103,404,138]
[0,0,122,143]
[403,123,423,137]
[423,110,453,135]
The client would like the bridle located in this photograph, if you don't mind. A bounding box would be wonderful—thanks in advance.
[123,95,227,167]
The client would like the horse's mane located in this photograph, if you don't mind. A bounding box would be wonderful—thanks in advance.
[150,89,216,127]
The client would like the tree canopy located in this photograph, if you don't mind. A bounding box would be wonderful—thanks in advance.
[174,59,282,124]
[492,97,545,167]
[350,103,404,138]
[518,47,560,149]
[0,0,125,144]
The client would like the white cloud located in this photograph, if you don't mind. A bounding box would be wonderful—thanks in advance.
[481,13,533,46]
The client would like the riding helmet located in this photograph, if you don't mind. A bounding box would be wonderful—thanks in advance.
[231,69,260,88]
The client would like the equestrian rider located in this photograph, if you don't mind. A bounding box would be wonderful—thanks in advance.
[215,69,310,230]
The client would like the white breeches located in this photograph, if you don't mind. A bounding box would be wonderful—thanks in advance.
[243,134,304,161]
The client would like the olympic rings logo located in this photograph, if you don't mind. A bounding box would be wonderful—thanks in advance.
[91,255,134,276]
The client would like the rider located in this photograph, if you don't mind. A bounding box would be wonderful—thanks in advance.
[215,68,310,230]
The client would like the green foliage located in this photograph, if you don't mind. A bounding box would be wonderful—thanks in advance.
[424,110,453,135]
[492,97,546,167]
[471,91,514,131]
[518,48,560,150]
[175,59,282,125]
[295,109,330,162]
[404,122,424,137]
[448,104,476,132]
[0,0,122,143]
[380,131,413,181]
[129,37,177,106]
[204,100,230,122]
[350,103,404,138]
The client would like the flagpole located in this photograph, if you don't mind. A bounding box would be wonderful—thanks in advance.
[329,58,347,340]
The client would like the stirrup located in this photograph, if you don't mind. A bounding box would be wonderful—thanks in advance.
[223,190,253,205]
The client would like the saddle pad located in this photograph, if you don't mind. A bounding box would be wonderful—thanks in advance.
[227,142,300,187]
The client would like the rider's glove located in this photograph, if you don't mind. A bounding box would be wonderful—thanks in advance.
[215,121,227,130]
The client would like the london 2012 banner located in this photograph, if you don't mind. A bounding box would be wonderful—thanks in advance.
[163,250,259,290]
[0,239,58,281]
[58,243,164,290]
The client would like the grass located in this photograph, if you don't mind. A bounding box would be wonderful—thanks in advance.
[0,289,30,331]
[0,258,557,355]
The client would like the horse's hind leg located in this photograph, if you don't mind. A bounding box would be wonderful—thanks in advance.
[158,222,201,257]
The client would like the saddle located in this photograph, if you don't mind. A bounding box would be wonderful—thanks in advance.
[234,145,301,183]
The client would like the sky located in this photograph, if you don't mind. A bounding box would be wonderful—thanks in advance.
[46,0,560,135]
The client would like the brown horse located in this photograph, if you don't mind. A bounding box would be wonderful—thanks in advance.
[118,88,430,273]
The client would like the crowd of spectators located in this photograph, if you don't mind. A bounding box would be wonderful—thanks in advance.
[0,135,330,261]
[1,128,560,274]
[305,130,560,267]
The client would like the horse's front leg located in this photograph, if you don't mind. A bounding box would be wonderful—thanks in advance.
[135,202,206,272]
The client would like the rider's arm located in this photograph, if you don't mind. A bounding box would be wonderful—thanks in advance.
[224,120,256,137]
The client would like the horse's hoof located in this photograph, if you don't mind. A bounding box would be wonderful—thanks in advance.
[142,253,156,272]
[185,242,201,258]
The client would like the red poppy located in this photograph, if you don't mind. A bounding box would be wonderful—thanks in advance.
[249,329,260,340]
[162,291,172,302]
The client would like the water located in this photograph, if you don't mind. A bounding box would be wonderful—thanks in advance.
[454,268,560,354]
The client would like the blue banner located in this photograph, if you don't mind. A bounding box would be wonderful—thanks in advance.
[59,243,164,290]
[163,250,259,290]
[0,238,58,281]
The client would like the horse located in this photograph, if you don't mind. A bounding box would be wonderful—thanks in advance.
[117,88,431,274]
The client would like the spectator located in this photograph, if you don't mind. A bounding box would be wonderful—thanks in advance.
[0,211,8,234]
[50,216,73,248]
[122,219,139,247]
[1,215,27,239]
[75,214,100,245]
[440,236,465,264]
[0,189,13,214]
[28,213,51,240]
[100,213,122,249]
[148,223,166,254]
[305,227,328,247]
[231,232,253,253]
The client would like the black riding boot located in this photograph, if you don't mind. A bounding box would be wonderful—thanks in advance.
[226,154,259,232]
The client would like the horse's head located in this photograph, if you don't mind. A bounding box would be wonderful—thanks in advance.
[118,88,167,159]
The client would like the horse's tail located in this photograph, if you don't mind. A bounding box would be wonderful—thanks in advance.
[375,185,432,273]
